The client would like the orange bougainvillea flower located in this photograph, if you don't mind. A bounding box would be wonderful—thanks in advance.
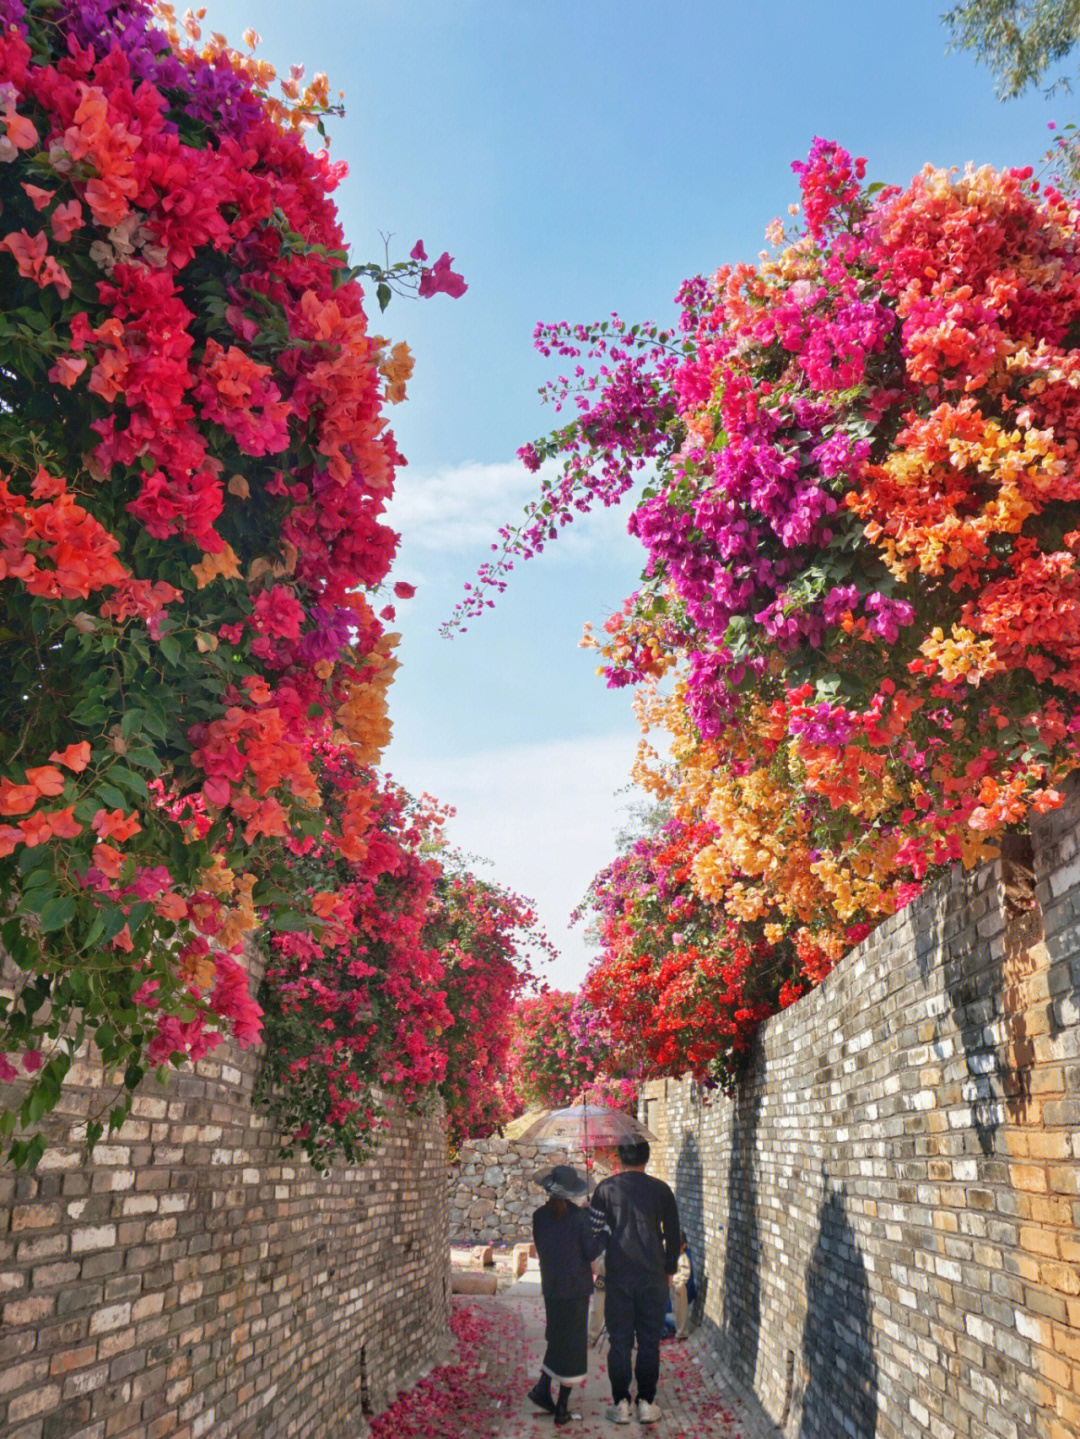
[26,765,66,796]
[91,807,142,842]
[21,183,53,210]
[46,806,82,840]
[49,742,91,772]
[191,542,242,588]
[92,843,124,879]
[18,811,55,847]
[0,779,40,816]
[50,200,83,243]
[0,228,71,297]
[48,355,88,388]
[1,105,37,153]
[155,892,189,922]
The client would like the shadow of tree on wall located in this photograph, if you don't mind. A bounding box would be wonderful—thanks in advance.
[675,1126,705,1322]
[799,1185,878,1439]
[937,835,1043,1156]
[721,1080,762,1383]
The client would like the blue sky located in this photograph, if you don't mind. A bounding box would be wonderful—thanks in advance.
[208,0,1066,985]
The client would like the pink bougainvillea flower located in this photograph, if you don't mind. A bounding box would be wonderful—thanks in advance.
[410,239,427,260]
[418,251,467,299]
[202,776,231,808]
[21,183,53,210]
[2,109,36,152]
[393,581,416,599]
[50,200,83,243]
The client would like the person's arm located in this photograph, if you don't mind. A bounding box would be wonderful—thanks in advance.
[661,1185,680,1275]
[588,1183,613,1258]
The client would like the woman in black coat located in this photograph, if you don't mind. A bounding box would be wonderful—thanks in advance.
[527,1164,607,1426]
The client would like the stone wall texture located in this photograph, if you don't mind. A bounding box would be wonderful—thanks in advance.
[643,782,1080,1439]
[448,1136,613,1245]
[0,947,450,1439]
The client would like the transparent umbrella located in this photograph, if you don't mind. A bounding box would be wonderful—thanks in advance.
[518,1101,657,1154]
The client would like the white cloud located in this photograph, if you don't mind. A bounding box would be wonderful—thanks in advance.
[385,457,648,568]
[387,730,644,990]
[385,458,544,552]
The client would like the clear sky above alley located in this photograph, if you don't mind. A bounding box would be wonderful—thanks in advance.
[206,0,1067,986]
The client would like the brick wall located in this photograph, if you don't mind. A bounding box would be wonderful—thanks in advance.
[644,781,1080,1439]
[0,947,451,1439]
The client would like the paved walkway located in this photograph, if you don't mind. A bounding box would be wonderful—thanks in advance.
[371,1261,784,1438]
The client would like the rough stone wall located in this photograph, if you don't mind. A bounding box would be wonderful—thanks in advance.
[645,781,1080,1439]
[0,946,451,1439]
[448,1137,612,1244]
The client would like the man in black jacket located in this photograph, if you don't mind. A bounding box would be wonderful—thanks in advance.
[589,1138,680,1425]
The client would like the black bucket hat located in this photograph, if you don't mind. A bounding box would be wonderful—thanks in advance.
[533,1163,588,1201]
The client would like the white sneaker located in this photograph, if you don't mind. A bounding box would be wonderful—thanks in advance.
[606,1399,632,1424]
[637,1398,662,1424]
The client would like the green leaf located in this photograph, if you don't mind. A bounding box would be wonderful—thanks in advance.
[69,698,109,726]
[159,634,182,666]
[39,895,76,931]
[376,282,392,312]
[122,747,161,772]
[141,706,168,740]
[109,766,148,800]
[79,912,105,953]
[270,909,311,933]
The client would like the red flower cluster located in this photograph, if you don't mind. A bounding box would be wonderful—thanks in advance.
[0,0,465,1163]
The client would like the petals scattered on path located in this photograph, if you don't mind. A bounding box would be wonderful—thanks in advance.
[371,1266,782,1438]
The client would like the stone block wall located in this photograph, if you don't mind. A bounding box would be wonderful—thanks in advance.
[0,947,450,1439]
[644,781,1080,1439]
[448,1137,612,1244]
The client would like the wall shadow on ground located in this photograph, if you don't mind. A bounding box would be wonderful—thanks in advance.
[799,1183,878,1439]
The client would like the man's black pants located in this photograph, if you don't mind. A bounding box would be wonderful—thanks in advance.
[605,1272,669,1404]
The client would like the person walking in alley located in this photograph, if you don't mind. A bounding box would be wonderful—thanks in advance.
[589,1138,680,1425]
[528,1164,607,1426]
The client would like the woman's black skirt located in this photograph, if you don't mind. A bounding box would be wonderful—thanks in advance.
[541,1292,590,1386]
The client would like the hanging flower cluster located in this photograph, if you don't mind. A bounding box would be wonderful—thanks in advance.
[576,812,857,1088]
[254,759,547,1167]
[0,0,466,1164]
[481,139,1080,1086]
[427,863,553,1148]
[504,989,636,1113]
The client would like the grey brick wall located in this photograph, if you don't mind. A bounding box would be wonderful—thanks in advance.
[0,945,450,1439]
[644,782,1080,1439]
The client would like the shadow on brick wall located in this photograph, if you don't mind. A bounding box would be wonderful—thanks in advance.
[674,1127,705,1319]
[799,1184,877,1439]
[722,1081,762,1380]
[938,834,1042,1156]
